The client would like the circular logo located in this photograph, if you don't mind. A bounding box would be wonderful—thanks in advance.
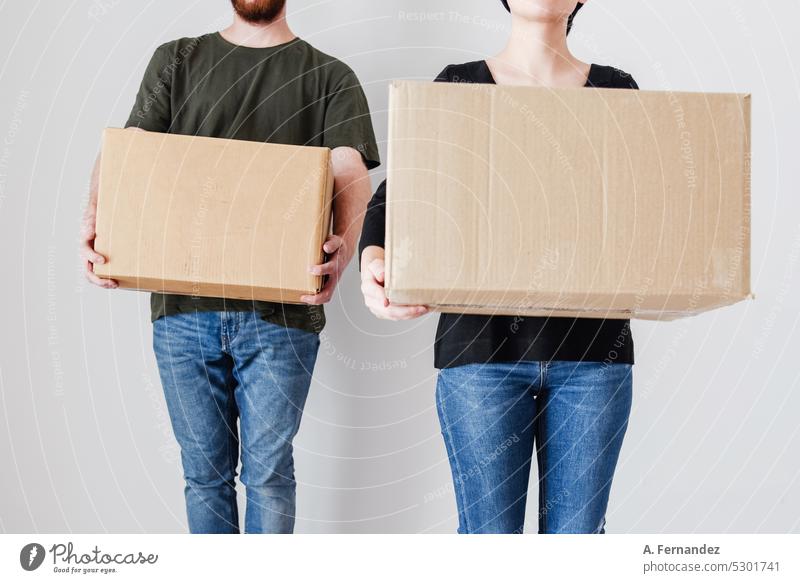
[20,543,46,571]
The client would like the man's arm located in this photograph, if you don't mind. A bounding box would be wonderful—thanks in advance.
[82,42,172,289]
[80,128,150,288]
[79,152,117,288]
[80,149,119,289]
[301,146,372,305]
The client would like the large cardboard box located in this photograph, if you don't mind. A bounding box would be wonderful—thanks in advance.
[94,129,333,303]
[386,81,751,320]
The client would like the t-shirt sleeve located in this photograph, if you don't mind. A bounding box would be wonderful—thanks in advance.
[434,65,454,83]
[358,178,387,261]
[124,45,173,132]
[615,69,639,90]
[623,74,639,90]
[323,67,381,170]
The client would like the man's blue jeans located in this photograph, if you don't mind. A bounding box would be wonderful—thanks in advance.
[436,361,633,534]
[152,311,319,534]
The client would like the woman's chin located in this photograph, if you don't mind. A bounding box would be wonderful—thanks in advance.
[508,0,573,23]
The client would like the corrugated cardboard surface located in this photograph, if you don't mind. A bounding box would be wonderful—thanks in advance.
[386,81,751,320]
[94,129,333,303]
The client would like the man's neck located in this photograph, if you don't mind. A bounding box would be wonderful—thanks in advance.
[220,13,295,48]
[496,16,582,80]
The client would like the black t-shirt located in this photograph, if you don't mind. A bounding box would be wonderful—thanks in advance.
[125,33,381,333]
[358,60,638,369]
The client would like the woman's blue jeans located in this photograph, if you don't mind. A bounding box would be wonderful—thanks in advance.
[153,310,319,534]
[436,361,633,534]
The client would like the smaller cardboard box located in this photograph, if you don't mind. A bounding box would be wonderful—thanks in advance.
[385,81,752,320]
[94,129,333,303]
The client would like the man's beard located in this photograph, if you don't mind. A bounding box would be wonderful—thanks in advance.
[230,0,286,24]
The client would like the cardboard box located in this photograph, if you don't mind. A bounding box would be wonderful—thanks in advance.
[94,129,333,303]
[385,81,751,320]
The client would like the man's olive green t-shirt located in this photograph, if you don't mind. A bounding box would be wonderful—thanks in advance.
[124,33,381,333]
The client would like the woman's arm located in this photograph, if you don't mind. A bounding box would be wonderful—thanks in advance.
[358,179,387,260]
[358,180,428,320]
[357,66,459,320]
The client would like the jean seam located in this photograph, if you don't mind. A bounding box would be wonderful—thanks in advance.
[437,374,471,534]
[233,311,242,340]
[225,384,239,533]
[228,312,238,343]
[536,422,547,534]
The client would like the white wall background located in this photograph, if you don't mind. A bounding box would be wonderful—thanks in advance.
[0,0,798,533]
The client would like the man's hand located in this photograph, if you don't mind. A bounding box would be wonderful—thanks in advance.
[80,155,118,289]
[300,146,372,306]
[360,245,428,320]
[301,234,346,305]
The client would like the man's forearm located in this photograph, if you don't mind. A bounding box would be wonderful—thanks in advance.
[330,148,372,265]
[332,187,369,266]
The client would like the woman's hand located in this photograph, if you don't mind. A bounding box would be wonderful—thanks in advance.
[360,246,428,320]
